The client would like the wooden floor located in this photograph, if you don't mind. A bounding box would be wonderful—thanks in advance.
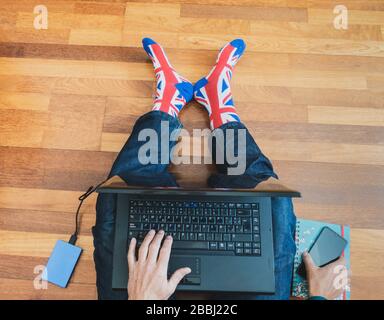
[0,0,384,300]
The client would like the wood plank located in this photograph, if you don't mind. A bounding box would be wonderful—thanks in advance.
[0,75,55,94]
[289,54,384,74]
[0,146,114,190]
[250,21,382,41]
[0,0,75,13]
[350,228,384,299]
[0,27,70,45]
[0,91,50,111]
[260,139,384,165]
[0,109,48,147]
[0,43,146,63]
[125,2,181,17]
[308,8,384,25]
[74,2,126,16]
[181,4,308,22]
[291,87,384,108]
[100,132,127,152]
[0,208,94,235]
[41,94,106,151]
[69,29,122,46]
[308,106,384,126]
[179,34,384,57]
[367,75,384,91]
[52,77,153,97]
[125,15,251,34]
[294,202,384,230]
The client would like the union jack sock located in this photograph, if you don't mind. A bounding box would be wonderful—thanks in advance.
[142,38,193,118]
[193,39,246,130]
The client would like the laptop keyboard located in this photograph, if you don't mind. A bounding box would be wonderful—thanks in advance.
[127,200,261,256]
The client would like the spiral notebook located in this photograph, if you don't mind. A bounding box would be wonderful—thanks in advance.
[292,218,351,300]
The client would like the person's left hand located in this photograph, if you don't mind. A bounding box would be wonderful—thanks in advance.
[127,229,191,300]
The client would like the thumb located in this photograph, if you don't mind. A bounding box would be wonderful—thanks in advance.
[168,267,191,291]
[303,251,317,272]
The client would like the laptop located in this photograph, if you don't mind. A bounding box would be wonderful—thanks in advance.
[97,176,300,294]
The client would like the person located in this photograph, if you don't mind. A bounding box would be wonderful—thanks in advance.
[92,38,347,300]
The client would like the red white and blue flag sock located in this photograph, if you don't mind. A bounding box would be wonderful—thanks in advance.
[142,38,193,118]
[193,39,246,130]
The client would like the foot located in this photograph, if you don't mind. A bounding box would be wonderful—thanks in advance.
[142,38,193,118]
[193,39,245,129]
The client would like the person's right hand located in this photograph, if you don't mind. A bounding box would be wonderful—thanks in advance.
[303,252,348,300]
[127,230,191,300]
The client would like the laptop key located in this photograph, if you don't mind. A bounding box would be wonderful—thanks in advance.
[214,233,222,241]
[129,214,141,222]
[128,231,138,239]
[223,234,231,241]
[172,241,209,250]
[235,248,243,255]
[232,234,252,242]
[209,242,218,250]
[129,223,141,230]
[237,209,251,216]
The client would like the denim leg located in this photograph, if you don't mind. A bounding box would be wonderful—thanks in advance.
[93,111,182,300]
[207,121,277,189]
[207,121,296,300]
[255,197,296,300]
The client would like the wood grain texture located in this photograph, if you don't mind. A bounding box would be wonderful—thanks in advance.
[0,0,383,300]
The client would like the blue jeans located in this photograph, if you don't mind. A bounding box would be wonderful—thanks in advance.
[93,111,296,300]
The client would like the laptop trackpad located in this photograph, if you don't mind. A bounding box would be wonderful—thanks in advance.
[169,256,200,285]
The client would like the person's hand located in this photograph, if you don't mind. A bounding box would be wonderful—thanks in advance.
[127,229,191,300]
[303,252,348,300]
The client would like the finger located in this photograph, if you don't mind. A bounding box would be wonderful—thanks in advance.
[147,230,165,264]
[302,251,318,272]
[158,235,173,272]
[168,267,192,292]
[128,237,137,272]
[138,229,156,263]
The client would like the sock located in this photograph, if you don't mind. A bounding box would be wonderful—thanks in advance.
[142,38,193,118]
[193,39,245,130]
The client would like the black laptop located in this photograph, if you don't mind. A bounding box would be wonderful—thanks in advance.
[97,177,300,294]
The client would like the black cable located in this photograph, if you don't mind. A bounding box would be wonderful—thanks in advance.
[68,180,107,245]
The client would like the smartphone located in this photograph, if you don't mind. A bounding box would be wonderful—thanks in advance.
[297,226,348,279]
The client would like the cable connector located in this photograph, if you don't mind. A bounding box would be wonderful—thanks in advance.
[68,234,78,245]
